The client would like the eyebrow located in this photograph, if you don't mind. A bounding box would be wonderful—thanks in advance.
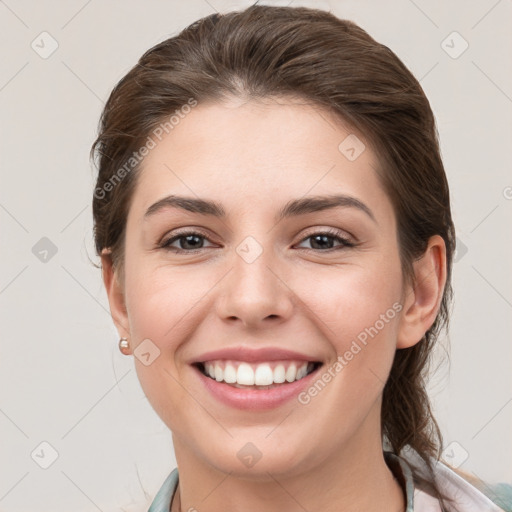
[144,194,377,224]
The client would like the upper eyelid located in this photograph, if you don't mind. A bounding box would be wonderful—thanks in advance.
[161,230,213,248]
[160,227,211,242]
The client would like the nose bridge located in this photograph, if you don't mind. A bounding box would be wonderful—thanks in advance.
[216,233,293,325]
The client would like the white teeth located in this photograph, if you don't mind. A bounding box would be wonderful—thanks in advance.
[223,363,237,383]
[254,364,273,386]
[285,364,297,383]
[202,360,314,386]
[237,363,255,385]
[273,364,286,383]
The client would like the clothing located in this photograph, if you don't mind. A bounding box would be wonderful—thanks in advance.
[147,451,509,512]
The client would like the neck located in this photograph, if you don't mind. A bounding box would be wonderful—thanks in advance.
[170,423,405,512]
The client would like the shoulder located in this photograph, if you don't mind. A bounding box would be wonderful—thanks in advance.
[433,460,509,511]
[448,467,512,512]
[397,449,511,512]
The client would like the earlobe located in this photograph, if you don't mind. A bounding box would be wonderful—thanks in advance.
[101,249,131,350]
[396,235,447,349]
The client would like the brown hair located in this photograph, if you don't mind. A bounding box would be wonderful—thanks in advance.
[91,5,456,508]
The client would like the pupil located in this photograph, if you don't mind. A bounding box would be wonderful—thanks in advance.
[312,235,332,250]
[183,235,202,249]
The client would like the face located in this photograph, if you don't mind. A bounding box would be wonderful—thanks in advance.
[114,97,408,478]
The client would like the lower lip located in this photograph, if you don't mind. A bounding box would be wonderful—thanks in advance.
[193,364,322,410]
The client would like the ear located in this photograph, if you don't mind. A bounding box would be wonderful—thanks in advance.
[101,249,131,354]
[396,235,447,349]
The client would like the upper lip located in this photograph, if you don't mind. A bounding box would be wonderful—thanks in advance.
[190,347,322,364]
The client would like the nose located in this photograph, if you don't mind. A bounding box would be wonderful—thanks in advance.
[215,244,294,329]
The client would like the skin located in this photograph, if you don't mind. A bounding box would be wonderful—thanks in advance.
[102,96,446,512]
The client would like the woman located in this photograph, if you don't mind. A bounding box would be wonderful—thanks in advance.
[91,5,509,512]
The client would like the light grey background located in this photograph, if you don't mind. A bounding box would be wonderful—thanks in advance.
[0,0,511,510]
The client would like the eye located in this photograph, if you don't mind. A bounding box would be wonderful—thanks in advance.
[160,230,215,253]
[295,229,355,251]
[159,228,356,254]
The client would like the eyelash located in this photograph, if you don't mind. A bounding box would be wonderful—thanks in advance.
[159,228,356,254]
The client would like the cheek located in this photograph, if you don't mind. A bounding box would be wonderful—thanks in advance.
[290,262,403,436]
[124,269,205,355]
[122,260,214,430]
[123,238,205,331]
[294,256,404,401]
[299,259,403,344]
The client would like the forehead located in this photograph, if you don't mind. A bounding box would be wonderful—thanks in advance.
[129,98,393,223]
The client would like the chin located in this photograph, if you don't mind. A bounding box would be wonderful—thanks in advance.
[198,437,317,480]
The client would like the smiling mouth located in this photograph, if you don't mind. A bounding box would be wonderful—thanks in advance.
[194,360,322,389]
